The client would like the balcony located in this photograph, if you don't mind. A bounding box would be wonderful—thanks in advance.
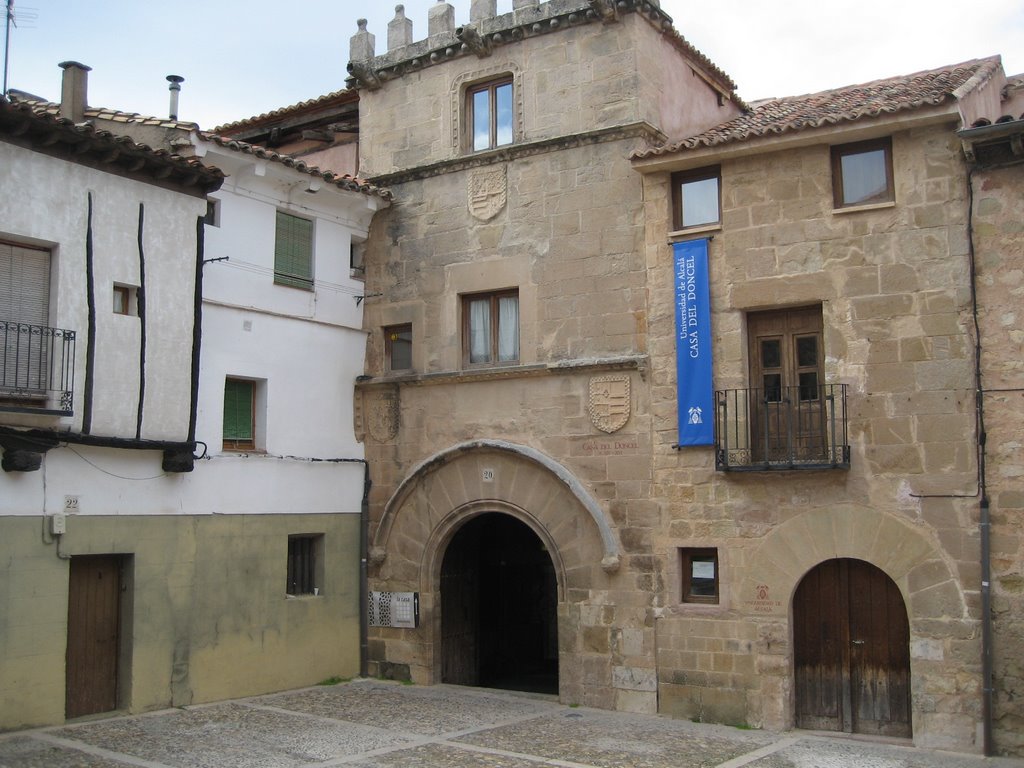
[714,384,850,471]
[1,321,76,416]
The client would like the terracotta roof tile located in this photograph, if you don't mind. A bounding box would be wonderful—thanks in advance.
[633,57,1002,160]
[213,89,357,135]
[198,132,391,201]
[0,96,223,190]
[7,92,200,130]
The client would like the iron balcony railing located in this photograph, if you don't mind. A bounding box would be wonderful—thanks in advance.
[1,320,76,415]
[715,384,850,471]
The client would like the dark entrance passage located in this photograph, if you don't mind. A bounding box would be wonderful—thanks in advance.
[794,558,912,737]
[440,513,558,694]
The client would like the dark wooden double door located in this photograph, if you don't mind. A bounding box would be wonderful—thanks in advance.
[794,558,911,737]
[66,556,124,719]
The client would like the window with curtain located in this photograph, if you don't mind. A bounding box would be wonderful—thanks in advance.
[274,211,313,289]
[831,137,894,208]
[385,323,413,371]
[463,290,519,366]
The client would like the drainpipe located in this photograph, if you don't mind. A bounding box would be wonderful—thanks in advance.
[965,165,993,756]
[359,459,371,678]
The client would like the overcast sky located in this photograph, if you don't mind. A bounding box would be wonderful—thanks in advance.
[3,0,1021,131]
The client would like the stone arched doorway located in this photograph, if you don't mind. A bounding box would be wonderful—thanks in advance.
[368,440,621,699]
[793,558,912,737]
[440,513,558,693]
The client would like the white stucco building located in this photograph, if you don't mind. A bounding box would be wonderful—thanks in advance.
[0,63,390,729]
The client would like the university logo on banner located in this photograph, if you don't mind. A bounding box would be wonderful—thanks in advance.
[673,239,714,446]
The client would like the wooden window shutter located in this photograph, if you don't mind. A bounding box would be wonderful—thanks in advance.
[274,212,313,289]
[223,379,254,443]
[1,242,51,326]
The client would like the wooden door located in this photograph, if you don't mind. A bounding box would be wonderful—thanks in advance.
[794,559,911,737]
[440,525,480,685]
[748,306,825,463]
[66,556,122,718]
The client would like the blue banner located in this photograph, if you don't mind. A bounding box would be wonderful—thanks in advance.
[674,239,714,446]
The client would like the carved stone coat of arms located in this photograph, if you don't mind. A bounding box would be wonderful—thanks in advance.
[588,375,631,433]
[468,166,507,221]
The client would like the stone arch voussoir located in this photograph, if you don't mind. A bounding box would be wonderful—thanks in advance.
[371,440,621,583]
[739,506,965,621]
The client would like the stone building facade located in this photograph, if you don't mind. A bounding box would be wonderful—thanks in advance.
[957,97,1024,754]
[349,0,741,716]
[336,1,1023,756]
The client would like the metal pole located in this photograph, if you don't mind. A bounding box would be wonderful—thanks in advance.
[3,0,14,96]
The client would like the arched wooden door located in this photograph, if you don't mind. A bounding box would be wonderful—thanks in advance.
[793,558,911,737]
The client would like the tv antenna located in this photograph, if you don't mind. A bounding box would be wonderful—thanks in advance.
[4,1,38,97]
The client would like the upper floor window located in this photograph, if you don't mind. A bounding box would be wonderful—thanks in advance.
[112,284,138,316]
[672,166,721,229]
[468,78,513,152]
[274,211,313,290]
[463,290,518,366]
[831,137,893,208]
[385,324,412,372]
[223,377,255,451]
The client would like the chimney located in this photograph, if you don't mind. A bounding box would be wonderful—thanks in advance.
[58,61,91,123]
[166,75,184,120]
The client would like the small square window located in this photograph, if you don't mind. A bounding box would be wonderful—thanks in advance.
[385,324,412,372]
[672,167,720,230]
[467,77,514,152]
[274,211,313,290]
[350,241,365,279]
[112,284,137,316]
[223,377,255,451]
[680,548,719,604]
[203,198,221,227]
[287,534,324,596]
[831,137,894,208]
[463,290,519,366]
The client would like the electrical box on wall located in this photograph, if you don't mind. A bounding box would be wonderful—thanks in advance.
[50,513,67,535]
[369,591,419,628]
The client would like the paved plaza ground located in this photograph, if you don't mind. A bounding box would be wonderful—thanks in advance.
[1,679,1021,768]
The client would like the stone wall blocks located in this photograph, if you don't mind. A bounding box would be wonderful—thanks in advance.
[910,579,966,621]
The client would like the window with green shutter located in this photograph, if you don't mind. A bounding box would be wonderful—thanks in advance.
[223,378,255,450]
[274,211,313,289]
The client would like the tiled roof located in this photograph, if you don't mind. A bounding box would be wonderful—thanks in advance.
[633,57,1002,160]
[198,132,391,200]
[0,97,224,191]
[213,89,357,135]
[7,91,200,131]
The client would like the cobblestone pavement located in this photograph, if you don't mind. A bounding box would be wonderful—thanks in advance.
[1,680,1021,768]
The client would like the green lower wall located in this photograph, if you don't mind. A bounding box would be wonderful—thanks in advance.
[0,513,361,730]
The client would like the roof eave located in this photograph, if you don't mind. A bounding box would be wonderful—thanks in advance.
[631,103,961,174]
